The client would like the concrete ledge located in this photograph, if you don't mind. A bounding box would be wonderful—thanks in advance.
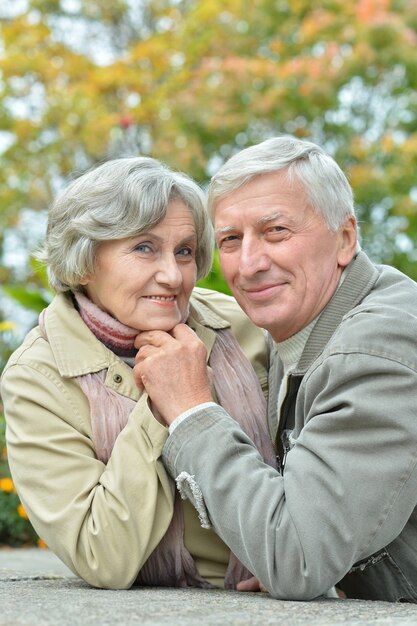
[2,549,417,626]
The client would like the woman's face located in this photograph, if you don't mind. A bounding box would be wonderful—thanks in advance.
[81,200,198,331]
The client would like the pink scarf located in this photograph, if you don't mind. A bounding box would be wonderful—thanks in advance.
[69,292,277,588]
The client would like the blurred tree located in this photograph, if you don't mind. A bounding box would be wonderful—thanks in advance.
[0,0,417,329]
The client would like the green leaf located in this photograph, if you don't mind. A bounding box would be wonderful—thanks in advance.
[2,286,50,312]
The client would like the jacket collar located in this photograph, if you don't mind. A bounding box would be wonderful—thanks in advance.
[267,251,380,441]
[185,293,231,360]
[295,251,379,374]
[42,293,117,378]
[188,294,231,330]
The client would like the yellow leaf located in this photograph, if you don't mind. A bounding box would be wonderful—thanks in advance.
[0,322,15,332]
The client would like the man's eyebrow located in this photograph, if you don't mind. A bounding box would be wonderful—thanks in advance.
[256,212,285,225]
[215,212,287,235]
[215,225,236,236]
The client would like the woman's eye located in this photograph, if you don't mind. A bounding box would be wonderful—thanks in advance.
[134,243,152,253]
[177,246,193,257]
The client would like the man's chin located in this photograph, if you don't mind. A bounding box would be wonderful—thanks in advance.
[239,304,281,336]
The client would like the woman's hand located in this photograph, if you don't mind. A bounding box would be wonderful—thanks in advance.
[133,324,214,425]
[236,576,268,593]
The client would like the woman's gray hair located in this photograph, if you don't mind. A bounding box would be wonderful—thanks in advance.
[37,157,214,292]
[208,135,356,232]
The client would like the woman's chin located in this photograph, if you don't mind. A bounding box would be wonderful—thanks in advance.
[136,316,184,333]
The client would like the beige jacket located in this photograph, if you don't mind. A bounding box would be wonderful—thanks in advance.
[1,287,268,589]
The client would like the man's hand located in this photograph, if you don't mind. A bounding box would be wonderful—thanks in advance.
[133,324,214,425]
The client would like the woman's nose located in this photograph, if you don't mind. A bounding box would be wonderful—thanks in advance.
[155,255,182,286]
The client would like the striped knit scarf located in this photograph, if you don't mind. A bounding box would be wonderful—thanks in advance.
[69,292,277,589]
[74,292,138,358]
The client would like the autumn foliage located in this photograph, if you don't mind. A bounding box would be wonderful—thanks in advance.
[1,0,417,282]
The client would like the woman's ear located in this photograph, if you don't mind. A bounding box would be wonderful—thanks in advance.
[337,216,357,267]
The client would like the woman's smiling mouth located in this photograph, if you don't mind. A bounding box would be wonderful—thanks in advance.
[142,295,177,302]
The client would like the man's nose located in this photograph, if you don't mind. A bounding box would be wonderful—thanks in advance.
[239,237,271,277]
[155,255,182,286]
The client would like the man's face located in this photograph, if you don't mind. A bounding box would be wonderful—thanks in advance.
[214,170,356,342]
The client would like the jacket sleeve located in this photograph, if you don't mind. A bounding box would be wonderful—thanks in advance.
[2,360,174,589]
[162,350,417,600]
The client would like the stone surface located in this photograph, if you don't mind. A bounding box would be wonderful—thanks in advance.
[1,549,417,626]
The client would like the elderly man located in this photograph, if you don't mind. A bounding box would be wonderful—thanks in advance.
[134,136,417,602]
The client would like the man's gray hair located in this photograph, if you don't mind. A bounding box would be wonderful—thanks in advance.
[208,135,355,232]
[38,157,214,292]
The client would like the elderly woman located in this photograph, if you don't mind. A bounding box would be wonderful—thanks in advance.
[1,157,276,590]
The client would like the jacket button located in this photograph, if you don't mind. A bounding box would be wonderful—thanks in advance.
[113,374,122,384]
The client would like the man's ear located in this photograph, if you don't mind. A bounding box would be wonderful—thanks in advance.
[337,216,357,267]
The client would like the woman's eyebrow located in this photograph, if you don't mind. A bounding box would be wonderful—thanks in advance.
[129,231,196,243]
[177,233,198,245]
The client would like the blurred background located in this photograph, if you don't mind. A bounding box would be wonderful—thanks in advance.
[1,0,417,546]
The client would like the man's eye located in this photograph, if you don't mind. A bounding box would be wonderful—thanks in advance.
[218,235,239,247]
[266,226,288,238]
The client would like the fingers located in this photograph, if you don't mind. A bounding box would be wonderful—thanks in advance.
[236,576,268,593]
[236,576,262,592]
[134,343,159,365]
[134,329,173,351]
[134,324,197,350]
[133,346,159,390]
[170,324,198,341]
[132,364,144,390]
